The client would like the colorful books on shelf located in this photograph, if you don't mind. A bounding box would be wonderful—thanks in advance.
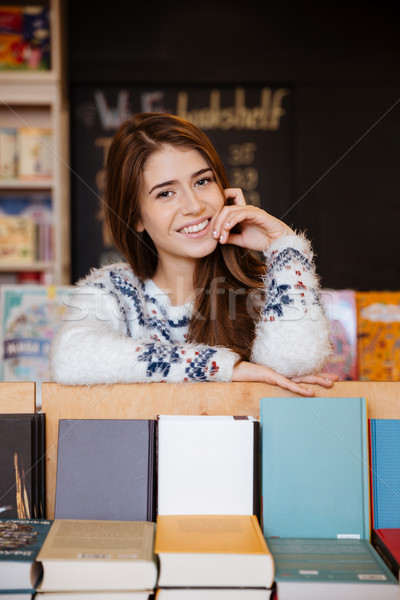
[0,5,50,70]
[0,194,53,263]
[36,519,158,593]
[259,396,399,599]
[321,288,358,380]
[154,514,274,589]
[0,518,52,596]
[0,128,18,178]
[55,419,157,522]
[0,127,53,181]
[357,291,400,381]
[0,285,74,396]
[18,128,53,180]
[157,415,260,518]
[0,215,36,264]
[0,413,45,519]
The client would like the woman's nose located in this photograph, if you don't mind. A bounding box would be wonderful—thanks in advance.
[181,189,204,215]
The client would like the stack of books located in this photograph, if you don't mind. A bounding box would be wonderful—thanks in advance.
[370,418,400,582]
[260,396,400,599]
[154,415,274,598]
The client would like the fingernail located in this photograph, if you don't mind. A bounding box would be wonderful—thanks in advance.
[325,378,332,383]
[225,221,230,228]
[220,235,224,242]
[213,230,217,237]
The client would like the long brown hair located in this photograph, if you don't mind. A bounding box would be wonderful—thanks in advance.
[104,113,267,360]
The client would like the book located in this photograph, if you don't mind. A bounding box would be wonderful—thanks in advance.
[17,128,52,179]
[55,419,157,522]
[36,519,158,592]
[0,413,46,519]
[157,415,260,518]
[269,537,399,600]
[320,288,358,380]
[0,128,18,178]
[0,518,52,593]
[154,514,274,589]
[369,418,400,529]
[155,590,273,599]
[155,589,274,599]
[260,396,370,539]
[35,594,153,599]
[0,194,53,262]
[0,216,36,264]
[372,528,400,581]
[0,285,75,402]
[356,291,400,381]
[0,6,50,70]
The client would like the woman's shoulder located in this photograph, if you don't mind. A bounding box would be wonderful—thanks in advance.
[77,261,142,292]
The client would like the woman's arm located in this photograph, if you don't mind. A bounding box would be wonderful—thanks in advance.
[50,285,239,385]
[212,188,333,381]
[250,232,333,377]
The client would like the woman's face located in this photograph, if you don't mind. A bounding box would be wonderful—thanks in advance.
[136,144,225,271]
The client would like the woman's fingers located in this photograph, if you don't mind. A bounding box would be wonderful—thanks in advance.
[290,372,340,387]
[232,361,316,397]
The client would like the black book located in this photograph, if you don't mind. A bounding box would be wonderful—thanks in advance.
[55,419,157,521]
[0,413,46,520]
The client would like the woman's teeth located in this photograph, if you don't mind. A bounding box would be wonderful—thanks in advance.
[180,219,209,234]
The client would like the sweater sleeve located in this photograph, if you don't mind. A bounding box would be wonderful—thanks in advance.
[250,232,332,377]
[49,283,239,385]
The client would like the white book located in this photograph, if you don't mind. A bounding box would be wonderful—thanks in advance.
[155,589,273,599]
[157,415,260,516]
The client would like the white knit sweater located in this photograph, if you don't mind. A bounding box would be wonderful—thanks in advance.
[50,233,332,385]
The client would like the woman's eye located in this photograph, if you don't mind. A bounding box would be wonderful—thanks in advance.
[195,177,211,187]
[156,190,173,199]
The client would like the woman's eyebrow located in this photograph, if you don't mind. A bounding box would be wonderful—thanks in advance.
[149,179,177,195]
[148,168,213,195]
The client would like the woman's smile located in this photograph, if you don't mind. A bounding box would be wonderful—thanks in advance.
[178,217,211,236]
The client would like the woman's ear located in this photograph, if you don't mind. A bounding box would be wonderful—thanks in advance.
[135,219,145,233]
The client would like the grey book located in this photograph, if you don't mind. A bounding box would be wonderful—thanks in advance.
[55,419,156,521]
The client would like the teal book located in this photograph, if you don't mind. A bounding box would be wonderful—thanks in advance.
[269,537,400,600]
[260,396,370,539]
[369,418,400,529]
[0,519,52,593]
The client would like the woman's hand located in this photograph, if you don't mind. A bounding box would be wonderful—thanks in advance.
[232,360,340,397]
[213,188,294,252]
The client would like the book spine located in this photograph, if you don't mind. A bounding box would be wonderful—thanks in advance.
[360,398,370,539]
[253,420,261,522]
[148,419,157,522]
[369,419,378,529]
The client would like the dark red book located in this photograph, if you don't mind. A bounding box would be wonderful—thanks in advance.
[372,528,400,580]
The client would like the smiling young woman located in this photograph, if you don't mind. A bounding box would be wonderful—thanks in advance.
[50,113,337,396]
